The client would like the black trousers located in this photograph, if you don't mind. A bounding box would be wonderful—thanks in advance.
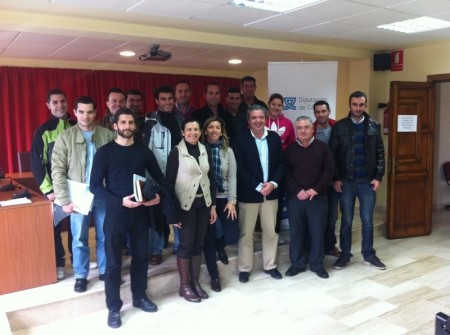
[203,222,218,280]
[104,207,149,312]
[177,197,210,259]
[287,195,327,272]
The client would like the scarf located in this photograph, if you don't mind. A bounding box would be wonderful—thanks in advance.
[208,139,225,193]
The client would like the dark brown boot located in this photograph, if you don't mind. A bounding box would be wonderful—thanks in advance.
[190,254,209,299]
[177,257,201,303]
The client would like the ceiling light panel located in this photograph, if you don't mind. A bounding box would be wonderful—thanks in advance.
[231,0,327,13]
[378,16,450,33]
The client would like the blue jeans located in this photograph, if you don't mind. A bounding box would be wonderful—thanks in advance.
[172,226,180,252]
[339,181,376,260]
[148,225,164,255]
[324,185,339,252]
[70,199,106,278]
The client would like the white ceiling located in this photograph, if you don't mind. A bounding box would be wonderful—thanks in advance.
[1,0,450,71]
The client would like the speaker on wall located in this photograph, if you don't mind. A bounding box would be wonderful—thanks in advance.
[373,52,391,71]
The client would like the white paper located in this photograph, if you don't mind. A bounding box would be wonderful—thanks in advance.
[67,179,94,215]
[397,115,417,132]
[0,198,32,206]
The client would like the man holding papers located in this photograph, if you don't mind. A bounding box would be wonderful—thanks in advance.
[90,108,166,329]
[51,96,115,293]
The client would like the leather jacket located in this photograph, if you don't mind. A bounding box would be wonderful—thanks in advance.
[329,112,385,182]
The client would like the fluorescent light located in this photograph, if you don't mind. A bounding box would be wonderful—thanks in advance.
[119,50,136,57]
[231,0,326,13]
[378,16,450,34]
[229,59,242,65]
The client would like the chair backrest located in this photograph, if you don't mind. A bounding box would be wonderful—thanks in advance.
[443,162,450,186]
[17,151,32,172]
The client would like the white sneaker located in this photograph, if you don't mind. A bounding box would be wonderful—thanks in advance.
[89,261,98,270]
[57,267,65,280]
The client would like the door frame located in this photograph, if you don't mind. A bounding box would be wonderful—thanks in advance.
[385,73,450,239]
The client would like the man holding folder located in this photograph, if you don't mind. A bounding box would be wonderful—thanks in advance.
[51,96,115,293]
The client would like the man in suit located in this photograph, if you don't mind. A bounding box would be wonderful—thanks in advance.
[233,104,284,283]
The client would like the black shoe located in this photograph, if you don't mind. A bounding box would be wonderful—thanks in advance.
[238,271,249,283]
[364,255,386,270]
[107,311,121,329]
[264,268,282,279]
[312,268,329,279]
[74,278,87,293]
[211,278,222,292]
[217,249,229,265]
[285,266,306,277]
[132,297,158,313]
[334,254,350,270]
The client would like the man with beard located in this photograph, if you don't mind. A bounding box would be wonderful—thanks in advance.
[90,108,165,328]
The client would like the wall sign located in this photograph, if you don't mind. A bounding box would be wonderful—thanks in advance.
[397,115,417,132]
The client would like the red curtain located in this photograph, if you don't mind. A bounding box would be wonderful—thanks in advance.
[0,66,239,172]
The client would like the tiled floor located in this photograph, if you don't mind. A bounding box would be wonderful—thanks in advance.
[2,209,450,335]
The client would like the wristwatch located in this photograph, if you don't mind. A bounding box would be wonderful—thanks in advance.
[229,200,237,205]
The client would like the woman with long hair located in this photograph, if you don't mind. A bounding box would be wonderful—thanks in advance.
[202,116,239,292]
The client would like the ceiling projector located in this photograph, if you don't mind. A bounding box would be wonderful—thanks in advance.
[139,44,171,61]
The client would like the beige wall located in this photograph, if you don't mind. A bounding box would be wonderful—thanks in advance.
[369,42,450,210]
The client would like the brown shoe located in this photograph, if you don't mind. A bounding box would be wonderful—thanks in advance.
[149,254,163,265]
[325,247,342,257]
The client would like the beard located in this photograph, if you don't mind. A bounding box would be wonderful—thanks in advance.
[117,128,135,139]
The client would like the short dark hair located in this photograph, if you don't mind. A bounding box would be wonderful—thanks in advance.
[47,89,66,103]
[313,100,330,111]
[114,108,135,123]
[126,89,143,99]
[268,93,283,105]
[228,87,241,94]
[107,87,125,100]
[154,85,174,99]
[181,118,201,132]
[241,76,256,86]
[205,82,220,93]
[349,91,367,104]
[175,80,191,90]
[247,104,267,120]
[74,96,96,110]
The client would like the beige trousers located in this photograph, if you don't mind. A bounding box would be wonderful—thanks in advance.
[237,199,279,272]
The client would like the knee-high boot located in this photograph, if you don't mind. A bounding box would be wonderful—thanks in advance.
[190,254,209,299]
[177,257,201,303]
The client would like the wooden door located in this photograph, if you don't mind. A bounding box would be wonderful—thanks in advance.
[386,81,435,239]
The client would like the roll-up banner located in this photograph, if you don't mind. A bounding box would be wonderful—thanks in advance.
[268,62,338,123]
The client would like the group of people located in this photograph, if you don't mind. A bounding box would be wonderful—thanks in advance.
[30,74,386,329]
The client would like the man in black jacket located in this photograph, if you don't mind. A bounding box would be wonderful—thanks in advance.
[30,89,76,281]
[233,105,284,283]
[329,91,386,271]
